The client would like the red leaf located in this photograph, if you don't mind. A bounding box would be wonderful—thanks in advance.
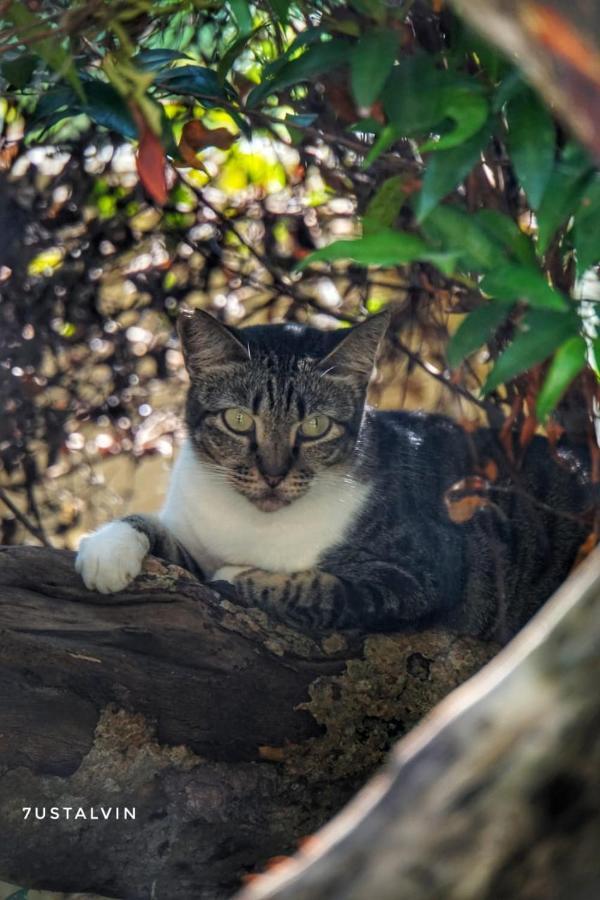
[135,116,168,206]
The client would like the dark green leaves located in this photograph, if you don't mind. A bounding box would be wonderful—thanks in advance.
[536,143,594,255]
[155,66,235,104]
[536,336,587,420]
[573,174,600,276]
[448,303,513,368]
[4,0,84,100]
[133,50,192,71]
[480,265,568,311]
[505,88,555,209]
[483,310,578,394]
[420,204,504,270]
[351,30,397,109]
[415,124,490,222]
[298,229,458,274]
[32,81,137,140]
[248,38,351,107]
[419,88,488,153]
[1,54,37,89]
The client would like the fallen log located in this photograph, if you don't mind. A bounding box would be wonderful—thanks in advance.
[0,546,495,900]
[237,547,600,900]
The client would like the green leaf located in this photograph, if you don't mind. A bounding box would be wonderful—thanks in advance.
[1,54,37,89]
[382,55,445,135]
[536,336,587,420]
[364,175,407,232]
[351,30,397,109]
[506,88,555,209]
[448,303,513,368]
[573,174,600,276]
[5,1,84,100]
[298,229,458,274]
[228,0,253,37]
[248,38,351,107]
[80,81,138,139]
[415,123,490,223]
[481,265,568,311]
[156,65,235,104]
[536,142,594,255]
[483,310,577,394]
[420,204,506,271]
[472,209,536,266]
[419,88,488,153]
[270,0,292,20]
[133,50,191,70]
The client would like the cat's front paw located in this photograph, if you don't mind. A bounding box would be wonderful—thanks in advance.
[75,521,150,593]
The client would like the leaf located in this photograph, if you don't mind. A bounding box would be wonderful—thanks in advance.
[351,30,397,109]
[415,123,490,223]
[247,38,351,107]
[364,175,408,232]
[156,66,235,104]
[448,303,513,368]
[228,0,253,37]
[536,142,594,255]
[81,81,138,139]
[506,88,556,209]
[5,1,84,100]
[420,204,506,271]
[573,174,600,275]
[1,54,37,89]
[270,0,292,21]
[419,88,488,153]
[133,49,191,70]
[298,229,458,274]
[483,310,577,394]
[536,335,587,420]
[178,120,236,166]
[473,210,537,266]
[134,110,168,206]
[481,265,568,311]
[382,55,446,135]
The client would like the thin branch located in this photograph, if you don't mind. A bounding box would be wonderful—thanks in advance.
[0,487,52,548]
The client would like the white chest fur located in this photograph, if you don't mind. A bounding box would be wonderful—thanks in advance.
[159,440,370,577]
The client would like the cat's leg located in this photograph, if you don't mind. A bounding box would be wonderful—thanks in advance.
[210,563,432,631]
[76,514,201,593]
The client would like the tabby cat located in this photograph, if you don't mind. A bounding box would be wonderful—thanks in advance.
[76,309,593,642]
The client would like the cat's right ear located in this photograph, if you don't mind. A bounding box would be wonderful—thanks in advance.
[177,309,249,378]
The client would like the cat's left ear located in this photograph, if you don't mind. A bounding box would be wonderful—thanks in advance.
[318,311,390,381]
[177,308,248,378]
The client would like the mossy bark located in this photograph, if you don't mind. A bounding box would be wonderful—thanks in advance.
[0,546,495,900]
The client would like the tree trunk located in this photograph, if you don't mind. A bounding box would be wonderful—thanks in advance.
[448,0,600,161]
[236,547,600,900]
[0,546,495,900]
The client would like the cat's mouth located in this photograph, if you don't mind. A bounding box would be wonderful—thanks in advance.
[252,491,293,512]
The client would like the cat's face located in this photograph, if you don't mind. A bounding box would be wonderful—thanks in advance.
[178,310,388,512]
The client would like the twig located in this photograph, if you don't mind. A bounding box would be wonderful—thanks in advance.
[0,486,52,548]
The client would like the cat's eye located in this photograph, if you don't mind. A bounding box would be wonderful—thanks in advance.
[223,408,254,434]
[299,414,331,439]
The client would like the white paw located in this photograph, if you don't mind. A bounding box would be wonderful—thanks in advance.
[211,565,250,583]
[75,521,150,593]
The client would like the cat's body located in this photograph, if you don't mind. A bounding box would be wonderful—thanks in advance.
[76,311,594,641]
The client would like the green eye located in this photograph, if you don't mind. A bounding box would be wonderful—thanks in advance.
[299,414,331,439]
[223,408,254,433]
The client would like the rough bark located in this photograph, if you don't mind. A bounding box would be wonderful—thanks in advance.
[0,545,495,900]
[237,547,600,900]
[448,0,600,161]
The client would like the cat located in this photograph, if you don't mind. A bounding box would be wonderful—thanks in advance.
[75,309,594,642]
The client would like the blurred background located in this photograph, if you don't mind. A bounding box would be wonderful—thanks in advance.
[1,0,598,552]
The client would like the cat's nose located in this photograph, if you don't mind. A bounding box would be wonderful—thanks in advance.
[263,473,285,488]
